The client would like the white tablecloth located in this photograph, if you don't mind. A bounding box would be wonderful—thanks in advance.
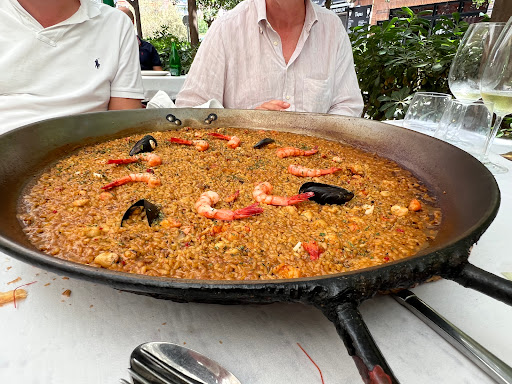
[142,74,186,100]
[1,124,511,384]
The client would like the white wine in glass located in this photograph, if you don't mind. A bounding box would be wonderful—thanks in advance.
[449,22,505,102]
[480,17,512,174]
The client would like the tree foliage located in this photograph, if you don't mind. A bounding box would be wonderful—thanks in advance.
[197,0,242,27]
[140,0,187,41]
[350,8,470,120]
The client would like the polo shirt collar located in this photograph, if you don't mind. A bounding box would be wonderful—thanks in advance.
[10,0,101,29]
[59,0,101,26]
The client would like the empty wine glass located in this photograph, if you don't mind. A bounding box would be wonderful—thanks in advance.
[480,18,512,174]
[449,22,506,102]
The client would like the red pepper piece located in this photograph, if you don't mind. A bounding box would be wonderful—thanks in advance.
[303,241,324,260]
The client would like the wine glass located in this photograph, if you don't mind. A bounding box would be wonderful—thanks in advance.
[449,22,506,103]
[480,18,512,174]
[438,23,506,145]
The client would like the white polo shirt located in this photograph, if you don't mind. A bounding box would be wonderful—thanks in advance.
[0,0,144,133]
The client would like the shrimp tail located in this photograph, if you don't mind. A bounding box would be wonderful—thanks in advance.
[169,138,192,145]
[101,176,131,190]
[233,203,263,219]
[107,158,138,165]
[208,132,230,140]
[287,192,315,205]
[306,146,319,156]
[225,190,240,203]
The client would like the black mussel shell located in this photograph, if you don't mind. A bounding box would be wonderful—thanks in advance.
[129,135,157,156]
[299,182,354,205]
[121,199,160,227]
[253,138,275,149]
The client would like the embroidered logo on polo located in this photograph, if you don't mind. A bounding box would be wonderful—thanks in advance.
[95,59,100,69]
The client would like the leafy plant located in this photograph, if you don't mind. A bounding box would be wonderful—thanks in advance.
[349,8,470,120]
[147,26,200,75]
[197,0,242,27]
[498,117,512,138]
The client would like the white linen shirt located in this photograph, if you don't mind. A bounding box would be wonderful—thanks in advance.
[176,0,363,116]
[0,0,144,133]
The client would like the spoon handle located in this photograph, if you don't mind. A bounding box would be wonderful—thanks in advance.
[393,289,512,384]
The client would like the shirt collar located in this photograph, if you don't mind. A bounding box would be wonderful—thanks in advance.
[255,0,267,25]
[256,0,318,31]
[61,0,101,26]
[304,0,318,33]
[10,0,101,28]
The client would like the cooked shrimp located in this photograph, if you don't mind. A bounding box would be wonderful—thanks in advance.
[253,182,314,206]
[287,164,342,177]
[107,153,162,167]
[101,173,161,190]
[208,132,241,148]
[276,146,318,158]
[168,138,209,151]
[224,190,240,203]
[195,191,263,221]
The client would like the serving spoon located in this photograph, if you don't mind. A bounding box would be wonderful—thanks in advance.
[121,342,241,384]
[500,151,512,161]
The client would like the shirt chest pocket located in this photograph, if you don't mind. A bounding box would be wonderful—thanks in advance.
[302,78,332,113]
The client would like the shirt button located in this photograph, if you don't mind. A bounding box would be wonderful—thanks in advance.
[273,41,278,46]
[286,96,290,100]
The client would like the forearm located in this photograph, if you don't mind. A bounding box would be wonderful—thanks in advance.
[108,97,142,110]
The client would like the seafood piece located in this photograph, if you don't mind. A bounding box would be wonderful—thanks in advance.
[409,199,422,211]
[224,190,240,203]
[101,173,161,190]
[253,182,314,206]
[287,164,342,177]
[196,191,263,221]
[298,182,354,205]
[253,138,275,149]
[107,153,162,167]
[276,146,318,158]
[94,252,119,268]
[121,199,161,227]
[275,264,302,279]
[169,138,209,151]
[129,135,157,156]
[208,132,241,148]
[302,241,323,260]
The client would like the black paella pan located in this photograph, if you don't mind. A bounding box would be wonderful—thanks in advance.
[0,108,510,384]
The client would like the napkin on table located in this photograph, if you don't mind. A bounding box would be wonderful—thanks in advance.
[146,90,224,109]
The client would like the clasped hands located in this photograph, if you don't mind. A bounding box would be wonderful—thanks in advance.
[255,100,290,111]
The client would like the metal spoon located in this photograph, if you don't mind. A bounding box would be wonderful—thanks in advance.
[121,342,242,384]
[500,151,512,161]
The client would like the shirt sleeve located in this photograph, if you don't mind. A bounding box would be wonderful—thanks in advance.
[110,17,144,100]
[328,23,364,117]
[175,20,226,107]
[150,44,162,67]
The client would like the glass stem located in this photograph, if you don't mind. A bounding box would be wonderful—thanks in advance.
[482,114,504,163]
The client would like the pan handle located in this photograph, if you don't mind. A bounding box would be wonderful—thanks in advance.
[326,301,398,384]
[447,263,512,306]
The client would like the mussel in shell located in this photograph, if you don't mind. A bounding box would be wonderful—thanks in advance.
[298,182,354,205]
[253,138,275,149]
[121,199,160,227]
[129,135,157,156]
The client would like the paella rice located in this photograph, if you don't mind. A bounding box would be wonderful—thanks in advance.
[18,127,441,280]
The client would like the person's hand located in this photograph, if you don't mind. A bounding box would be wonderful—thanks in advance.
[255,100,290,111]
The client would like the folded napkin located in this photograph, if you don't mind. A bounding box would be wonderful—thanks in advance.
[146,90,224,109]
